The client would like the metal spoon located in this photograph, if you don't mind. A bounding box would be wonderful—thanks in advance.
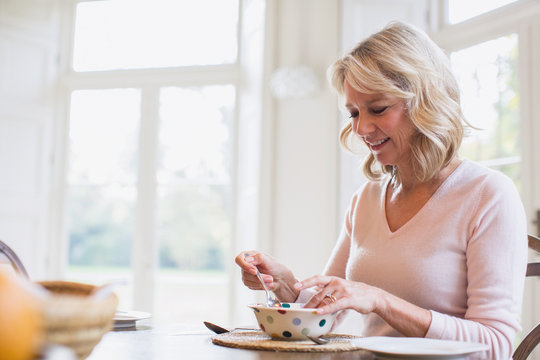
[244,253,281,308]
[307,335,330,345]
[203,321,258,334]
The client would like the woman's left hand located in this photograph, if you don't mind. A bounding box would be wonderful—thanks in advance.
[295,275,383,315]
[296,275,432,337]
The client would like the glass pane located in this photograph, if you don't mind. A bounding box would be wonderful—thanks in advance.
[451,34,520,188]
[447,0,517,24]
[67,186,135,267]
[66,186,135,310]
[154,185,230,324]
[73,0,239,71]
[155,85,235,324]
[157,185,231,271]
[65,88,141,311]
[157,86,234,184]
[68,89,140,185]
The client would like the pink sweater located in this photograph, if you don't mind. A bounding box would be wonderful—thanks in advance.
[318,160,527,359]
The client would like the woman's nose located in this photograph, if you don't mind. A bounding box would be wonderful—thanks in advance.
[352,113,375,136]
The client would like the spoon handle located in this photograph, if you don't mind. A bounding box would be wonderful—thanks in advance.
[254,268,271,294]
[255,267,282,307]
[203,321,259,334]
[244,253,281,307]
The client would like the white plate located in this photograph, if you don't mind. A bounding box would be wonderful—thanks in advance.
[113,310,151,329]
[354,337,489,359]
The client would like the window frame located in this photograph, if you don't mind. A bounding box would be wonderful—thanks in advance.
[430,0,538,51]
[52,0,262,321]
[429,0,539,220]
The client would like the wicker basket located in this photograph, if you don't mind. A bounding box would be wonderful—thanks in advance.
[38,281,118,360]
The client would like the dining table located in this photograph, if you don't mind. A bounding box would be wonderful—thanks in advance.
[85,320,377,360]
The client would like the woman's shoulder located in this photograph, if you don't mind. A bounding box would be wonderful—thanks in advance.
[351,177,387,197]
[348,177,388,209]
[454,159,520,201]
[458,159,516,187]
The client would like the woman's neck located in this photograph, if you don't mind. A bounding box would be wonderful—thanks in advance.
[392,157,461,194]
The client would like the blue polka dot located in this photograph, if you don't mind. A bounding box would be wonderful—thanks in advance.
[319,319,326,327]
[281,303,291,308]
[282,331,292,337]
[292,317,301,326]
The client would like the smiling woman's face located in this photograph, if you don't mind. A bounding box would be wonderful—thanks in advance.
[344,80,416,169]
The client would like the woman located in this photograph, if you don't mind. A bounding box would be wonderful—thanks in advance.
[235,22,527,359]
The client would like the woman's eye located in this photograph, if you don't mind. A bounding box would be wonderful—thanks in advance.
[348,112,359,119]
[371,106,388,115]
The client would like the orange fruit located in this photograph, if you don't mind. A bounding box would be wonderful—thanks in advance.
[0,269,43,360]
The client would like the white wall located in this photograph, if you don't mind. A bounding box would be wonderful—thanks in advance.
[258,0,341,280]
[0,0,59,279]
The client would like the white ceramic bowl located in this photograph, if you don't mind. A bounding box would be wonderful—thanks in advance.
[248,302,337,340]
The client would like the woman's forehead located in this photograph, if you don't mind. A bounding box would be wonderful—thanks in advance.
[344,81,397,104]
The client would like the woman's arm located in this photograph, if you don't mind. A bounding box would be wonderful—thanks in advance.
[296,275,432,337]
[425,173,528,359]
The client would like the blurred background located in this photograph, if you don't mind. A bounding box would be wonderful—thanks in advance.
[0,0,538,356]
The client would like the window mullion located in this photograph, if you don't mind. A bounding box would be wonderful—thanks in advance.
[133,86,159,312]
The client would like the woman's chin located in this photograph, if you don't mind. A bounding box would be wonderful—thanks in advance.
[373,155,393,167]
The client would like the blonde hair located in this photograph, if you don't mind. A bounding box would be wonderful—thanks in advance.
[329,21,467,183]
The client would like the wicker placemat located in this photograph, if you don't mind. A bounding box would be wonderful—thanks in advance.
[211,331,364,352]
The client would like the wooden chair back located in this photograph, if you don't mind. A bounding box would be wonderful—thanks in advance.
[0,239,29,278]
[513,234,540,360]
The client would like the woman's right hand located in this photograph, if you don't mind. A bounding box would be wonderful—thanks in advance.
[235,251,299,303]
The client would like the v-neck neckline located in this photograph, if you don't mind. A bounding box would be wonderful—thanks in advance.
[381,159,466,235]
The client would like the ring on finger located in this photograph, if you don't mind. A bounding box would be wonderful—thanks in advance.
[325,293,337,302]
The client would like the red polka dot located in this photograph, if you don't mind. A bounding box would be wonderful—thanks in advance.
[278,310,287,314]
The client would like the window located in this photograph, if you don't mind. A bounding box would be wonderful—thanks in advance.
[72,0,238,71]
[434,1,524,187]
[452,34,520,188]
[61,0,247,324]
[155,86,235,323]
[67,89,140,309]
[446,0,518,24]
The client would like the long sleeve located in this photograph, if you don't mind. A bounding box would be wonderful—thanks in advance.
[425,167,527,359]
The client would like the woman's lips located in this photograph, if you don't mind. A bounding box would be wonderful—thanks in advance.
[366,137,390,151]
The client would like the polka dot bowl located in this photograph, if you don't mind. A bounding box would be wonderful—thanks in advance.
[248,303,338,340]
